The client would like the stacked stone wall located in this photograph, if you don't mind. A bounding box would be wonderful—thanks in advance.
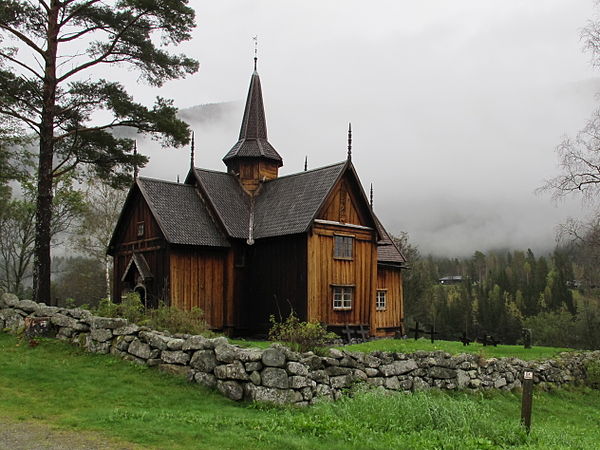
[1,293,597,405]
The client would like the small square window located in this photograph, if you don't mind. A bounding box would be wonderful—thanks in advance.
[333,286,353,310]
[334,235,353,259]
[137,222,145,237]
[376,290,387,311]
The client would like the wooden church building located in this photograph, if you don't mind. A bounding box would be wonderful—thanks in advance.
[108,62,407,337]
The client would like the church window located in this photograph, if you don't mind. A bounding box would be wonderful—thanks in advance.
[333,286,353,310]
[376,290,387,311]
[137,221,145,237]
[333,235,353,259]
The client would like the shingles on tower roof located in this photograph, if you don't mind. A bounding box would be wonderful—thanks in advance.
[222,69,283,167]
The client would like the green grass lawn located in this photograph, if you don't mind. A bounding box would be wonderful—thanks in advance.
[232,337,570,361]
[1,333,599,449]
[340,338,572,360]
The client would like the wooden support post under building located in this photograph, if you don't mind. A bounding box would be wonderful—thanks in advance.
[521,370,534,434]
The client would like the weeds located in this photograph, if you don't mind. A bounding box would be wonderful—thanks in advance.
[268,313,337,353]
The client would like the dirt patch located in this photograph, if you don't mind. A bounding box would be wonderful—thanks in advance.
[0,417,144,450]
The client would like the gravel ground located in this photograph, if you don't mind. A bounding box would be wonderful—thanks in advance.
[0,418,143,450]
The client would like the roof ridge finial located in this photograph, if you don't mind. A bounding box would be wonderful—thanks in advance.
[304,155,308,171]
[190,131,195,169]
[133,140,139,180]
[253,35,258,72]
[347,122,352,161]
[370,183,373,209]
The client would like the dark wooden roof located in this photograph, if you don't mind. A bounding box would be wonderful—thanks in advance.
[136,177,229,247]
[375,215,408,265]
[222,70,283,166]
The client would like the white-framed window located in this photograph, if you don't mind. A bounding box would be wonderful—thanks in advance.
[376,290,387,311]
[333,286,353,310]
[333,235,353,259]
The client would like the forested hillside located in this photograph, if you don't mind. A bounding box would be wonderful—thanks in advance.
[398,234,600,349]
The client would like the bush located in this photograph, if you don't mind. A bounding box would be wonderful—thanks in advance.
[95,293,145,324]
[268,313,337,353]
[145,302,211,336]
[585,360,600,389]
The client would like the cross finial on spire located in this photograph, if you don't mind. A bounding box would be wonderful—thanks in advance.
[370,183,373,209]
[190,131,195,168]
[304,156,308,171]
[347,122,352,161]
[253,35,258,71]
[177,174,180,183]
[133,141,138,180]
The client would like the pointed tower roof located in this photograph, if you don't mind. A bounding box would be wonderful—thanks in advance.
[222,67,283,167]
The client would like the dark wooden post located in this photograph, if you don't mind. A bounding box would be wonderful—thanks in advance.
[521,370,534,434]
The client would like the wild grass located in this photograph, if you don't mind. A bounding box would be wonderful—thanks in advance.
[1,333,599,449]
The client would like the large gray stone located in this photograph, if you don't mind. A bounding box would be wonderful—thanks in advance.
[330,375,354,389]
[166,338,185,350]
[113,324,140,336]
[50,313,78,329]
[379,360,418,376]
[238,348,263,362]
[128,338,152,360]
[182,335,211,351]
[91,316,128,329]
[287,361,309,376]
[85,336,111,354]
[16,299,39,313]
[214,344,241,363]
[90,328,113,342]
[245,361,263,372]
[261,367,289,388]
[161,350,191,365]
[1,293,19,308]
[190,350,218,372]
[139,331,172,350]
[456,369,471,388]
[262,348,286,367]
[429,366,456,379]
[244,384,302,404]
[214,361,249,380]
[290,376,313,389]
[195,372,217,389]
[384,376,401,390]
[217,380,244,401]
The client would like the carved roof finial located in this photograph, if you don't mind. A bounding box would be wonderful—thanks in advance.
[304,155,308,172]
[253,35,258,72]
[190,131,195,169]
[370,183,373,209]
[133,141,138,180]
[347,122,352,161]
[177,174,180,183]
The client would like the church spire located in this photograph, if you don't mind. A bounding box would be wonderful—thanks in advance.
[347,122,352,161]
[190,131,195,169]
[222,50,283,193]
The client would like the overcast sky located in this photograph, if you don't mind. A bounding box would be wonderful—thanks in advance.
[128,0,599,257]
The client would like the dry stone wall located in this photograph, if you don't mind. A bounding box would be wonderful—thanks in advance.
[1,293,597,405]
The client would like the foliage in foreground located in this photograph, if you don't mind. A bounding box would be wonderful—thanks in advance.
[268,313,337,353]
[94,294,210,336]
[1,333,600,449]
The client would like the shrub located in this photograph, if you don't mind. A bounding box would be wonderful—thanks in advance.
[585,360,600,389]
[144,302,211,336]
[94,293,144,324]
[268,313,337,353]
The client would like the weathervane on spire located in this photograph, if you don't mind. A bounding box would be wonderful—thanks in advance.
[347,122,352,161]
[253,35,258,71]
[190,131,195,168]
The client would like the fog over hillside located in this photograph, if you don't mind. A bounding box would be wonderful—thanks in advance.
[126,1,597,258]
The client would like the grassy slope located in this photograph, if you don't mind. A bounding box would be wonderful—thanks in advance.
[1,333,599,449]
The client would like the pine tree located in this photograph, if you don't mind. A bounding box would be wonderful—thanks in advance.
[0,0,198,303]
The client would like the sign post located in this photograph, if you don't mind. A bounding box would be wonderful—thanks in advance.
[521,370,534,434]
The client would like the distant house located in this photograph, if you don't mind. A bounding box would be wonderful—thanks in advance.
[439,276,464,285]
[108,62,407,337]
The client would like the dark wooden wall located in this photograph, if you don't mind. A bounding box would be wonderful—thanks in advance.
[111,189,169,306]
[238,235,308,334]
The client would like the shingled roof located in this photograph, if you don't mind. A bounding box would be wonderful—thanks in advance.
[253,162,346,238]
[374,215,407,265]
[222,69,283,166]
[136,178,229,247]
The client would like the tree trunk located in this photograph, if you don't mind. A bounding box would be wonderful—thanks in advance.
[105,255,111,299]
[33,1,60,305]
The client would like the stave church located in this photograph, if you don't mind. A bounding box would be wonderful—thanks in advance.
[107,58,407,337]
